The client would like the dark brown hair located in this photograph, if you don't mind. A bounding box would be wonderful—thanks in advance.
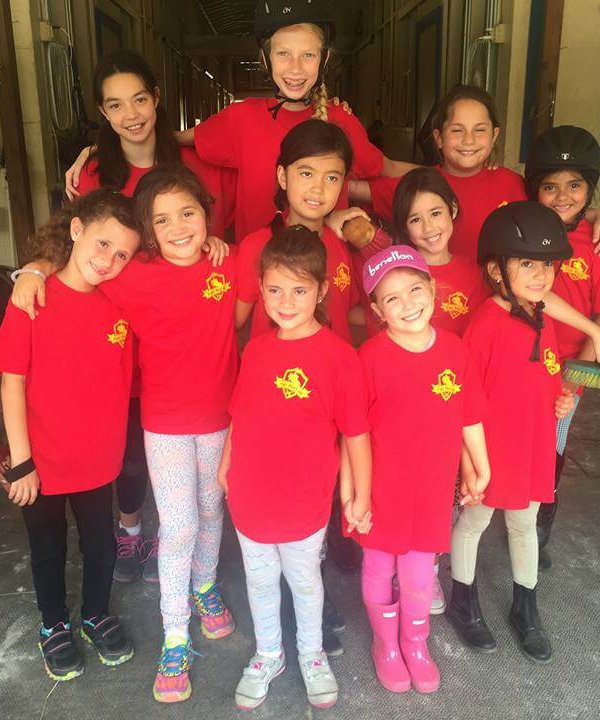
[28,189,137,268]
[275,119,353,210]
[133,165,214,258]
[90,51,182,189]
[392,167,459,243]
[260,224,329,325]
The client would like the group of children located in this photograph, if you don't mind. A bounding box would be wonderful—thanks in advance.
[1,0,600,712]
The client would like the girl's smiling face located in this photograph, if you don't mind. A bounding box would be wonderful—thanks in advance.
[405,191,455,263]
[268,24,324,102]
[488,257,556,306]
[99,72,159,147]
[151,190,208,266]
[537,170,589,226]
[371,268,435,341]
[434,99,500,177]
[260,264,327,339]
[277,153,346,229]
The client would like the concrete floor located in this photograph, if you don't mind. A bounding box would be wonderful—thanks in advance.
[1,394,599,720]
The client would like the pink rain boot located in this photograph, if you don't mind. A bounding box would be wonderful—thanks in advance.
[364,601,411,692]
[399,611,440,693]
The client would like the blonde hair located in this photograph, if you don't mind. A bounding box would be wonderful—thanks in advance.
[265,23,330,121]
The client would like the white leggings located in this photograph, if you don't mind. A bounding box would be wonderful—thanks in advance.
[451,502,541,590]
[236,526,327,657]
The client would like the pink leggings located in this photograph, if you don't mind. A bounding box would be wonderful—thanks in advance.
[362,548,435,615]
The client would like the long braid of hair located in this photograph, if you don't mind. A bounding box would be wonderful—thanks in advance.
[312,82,329,121]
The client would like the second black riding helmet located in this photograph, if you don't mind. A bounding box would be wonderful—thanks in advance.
[477,201,572,265]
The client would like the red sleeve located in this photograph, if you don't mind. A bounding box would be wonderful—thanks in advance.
[462,351,485,426]
[237,234,262,304]
[332,343,369,437]
[331,107,384,178]
[77,159,101,196]
[358,343,378,412]
[193,103,241,169]
[503,168,527,201]
[368,176,400,223]
[591,251,600,316]
[0,302,32,375]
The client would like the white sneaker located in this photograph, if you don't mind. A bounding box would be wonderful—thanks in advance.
[235,652,286,710]
[430,574,446,615]
[298,651,338,709]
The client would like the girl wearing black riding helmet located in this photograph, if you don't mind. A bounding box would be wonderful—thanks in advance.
[525,125,600,570]
[86,0,411,244]
[447,201,578,665]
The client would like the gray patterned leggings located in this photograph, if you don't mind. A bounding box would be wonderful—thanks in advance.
[144,429,227,634]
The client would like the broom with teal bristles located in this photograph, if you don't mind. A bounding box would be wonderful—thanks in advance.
[564,360,600,389]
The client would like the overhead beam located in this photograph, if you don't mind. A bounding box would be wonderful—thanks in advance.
[185,35,259,57]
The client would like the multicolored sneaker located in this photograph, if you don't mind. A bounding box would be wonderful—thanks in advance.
[190,583,235,639]
[235,652,286,710]
[141,537,159,583]
[113,528,143,583]
[153,637,196,703]
[298,651,338,709]
[430,574,446,615]
[81,615,134,666]
[38,622,84,681]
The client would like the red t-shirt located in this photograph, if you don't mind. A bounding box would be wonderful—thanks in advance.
[78,147,236,239]
[463,298,563,509]
[193,98,384,241]
[100,252,238,434]
[551,220,600,360]
[369,166,527,260]
[430,255,491,336]
[227,327,369,543]
[0,276,132,495]
[358,329,482,555]
[237,224,359,342]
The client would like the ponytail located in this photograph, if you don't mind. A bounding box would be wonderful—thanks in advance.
[312,82,329,121]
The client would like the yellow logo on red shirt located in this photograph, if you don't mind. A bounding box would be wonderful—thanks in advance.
[333,262,351,292]
[202,272,231,302]
[543,348,561,376]
[107,319,129,348]
[561,257,590,282]
[274,367,311,400]
[441,291,470,319]
[431,368,462,402]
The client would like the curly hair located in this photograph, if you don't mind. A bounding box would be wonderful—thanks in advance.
[27,189,137,268]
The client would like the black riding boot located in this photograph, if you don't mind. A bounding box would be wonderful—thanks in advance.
[509,582,552,663]
[445,578,497,653]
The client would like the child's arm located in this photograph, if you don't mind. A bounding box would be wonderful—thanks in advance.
[203,236,230,266]
[555,388,575,419]
[382,157,420,178]
[1,373,39,506]
[235,299,254,330]
[217,423,233,497]
[348,304,366,328]
[343,432,372,534]
[348,179,372,205]
[460,423,490,507]
[543,291,600,359]
[12,261,57,320]
[585,207,600,248]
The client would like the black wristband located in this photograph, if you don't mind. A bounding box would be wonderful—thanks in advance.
[5,458,36,483]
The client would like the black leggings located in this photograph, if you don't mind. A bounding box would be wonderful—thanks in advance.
[21,483,116,627]
[115,397,148,515]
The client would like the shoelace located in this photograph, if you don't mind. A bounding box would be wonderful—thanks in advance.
[158,642,201,676]
[193,586,224,615]
[116,533,141,557]
[141,537,158,563]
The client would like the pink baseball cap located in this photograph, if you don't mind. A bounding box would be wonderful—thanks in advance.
[362,245,431,295]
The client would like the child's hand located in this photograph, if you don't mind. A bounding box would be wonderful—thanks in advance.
[12,274,46,320]
[344,499,373,534]
[7,469,39,506]
[459,473,489,507]
[332,97,353,115]
[325,208,370,240]
[555,388,575,419]
[202,235,230,267]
